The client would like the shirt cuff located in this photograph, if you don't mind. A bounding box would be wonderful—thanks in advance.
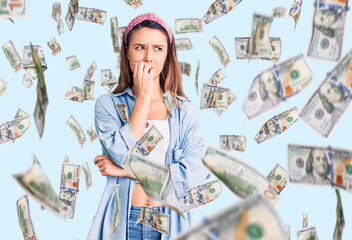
[169,163,185,198]
[119,122,136,150]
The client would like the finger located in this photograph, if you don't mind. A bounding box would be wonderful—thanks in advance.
[97,161,104,168]
[148,67,155,80]
[99,165,106,172]
[94,155,108,164]
[143,64,151,80]
[136,62,145,80]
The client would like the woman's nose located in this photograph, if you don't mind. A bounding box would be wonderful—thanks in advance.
[144,48,153,62]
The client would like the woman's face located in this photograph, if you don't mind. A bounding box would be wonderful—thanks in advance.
[320,82,343,104]
[311,149,328,176]
[127,27,168,81]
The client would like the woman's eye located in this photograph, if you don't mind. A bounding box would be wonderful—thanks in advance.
[155,47,162,51]
[136,46,144,50]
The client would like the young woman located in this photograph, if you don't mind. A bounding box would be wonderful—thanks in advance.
[87,12,209,240]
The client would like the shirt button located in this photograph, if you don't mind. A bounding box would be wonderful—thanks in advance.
[168,153,172,157]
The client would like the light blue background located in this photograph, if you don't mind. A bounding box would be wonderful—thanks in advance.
[1,0,351,239]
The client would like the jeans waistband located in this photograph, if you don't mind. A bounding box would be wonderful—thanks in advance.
[131,205,162,211]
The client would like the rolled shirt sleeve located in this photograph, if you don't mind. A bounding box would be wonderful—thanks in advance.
[169,101,210,198]
[94,95,136,166]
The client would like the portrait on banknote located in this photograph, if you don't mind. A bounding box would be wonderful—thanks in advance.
[300,149,332,185]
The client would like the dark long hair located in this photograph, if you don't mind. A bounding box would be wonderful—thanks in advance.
[112,20,188,107]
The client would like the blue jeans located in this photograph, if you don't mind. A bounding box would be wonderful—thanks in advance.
[128,205,163,240]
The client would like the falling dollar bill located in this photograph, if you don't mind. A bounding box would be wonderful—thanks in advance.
[200,83,229,110]
[285,225,291,240]
[219,135,246,152]
[288,144,352,191]
[2,40,23,72]
[0,0,29,18]
[116,103,130,124]
[84,61,97,81]
[67,115,86,147]
[16,195,38,240]
[65,0,78,31]
[272,7,287,18]
[121,0,143,9]
[128,153,183,216]
[208,68,226,85]
[178,62,191,76]
[267,164,288,194]
[174,194,286,240]
[235,36,282,62]
[212,90,236,116]
[121,125,163,176]
[303,212,308,228]
[209,35,230,68]
[100,69,118,92]
[22,74,33,89]
[77,7,106,25]
[66,55,80,71]
[297,226,318,240]
[13,154,61,218]
[202,145,280,205]
[243,53,313,120]
[162,90,176,118]
[334,189,345,240]
[64,86,84,102]
[111,17,120,53]
[30,43,48,139]
[249,12,273,60]
[82,162,92,189]
[195,60,200,95]
[0,76,7,96]
[117,26,126,39]
[289,0,303,29]
[300,49,352,138]
[87,126,97,142]
[23,44,47,81]
[47,37,61,56]
[307,0,348,61]
[111,184,120,238]
[59,163,80,219]
[57,18,64,35]
[52,3,61,22]
[136,206,170,235]
[203,0,244,24]
[83,79,95,101]
[175,18,203,34]
[175,38,193,51]
[181,179,222,213]
[0,108,30,145]
[255,107,299,144]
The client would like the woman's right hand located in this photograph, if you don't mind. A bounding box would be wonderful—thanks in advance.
[132,62,155,98]
[94,155,136,180]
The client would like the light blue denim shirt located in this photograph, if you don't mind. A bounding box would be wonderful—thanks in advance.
[87,87,210,240]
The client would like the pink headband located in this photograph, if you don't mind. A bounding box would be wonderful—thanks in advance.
[124,12,173,45]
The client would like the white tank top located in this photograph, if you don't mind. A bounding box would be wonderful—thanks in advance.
[144,118,170,166]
